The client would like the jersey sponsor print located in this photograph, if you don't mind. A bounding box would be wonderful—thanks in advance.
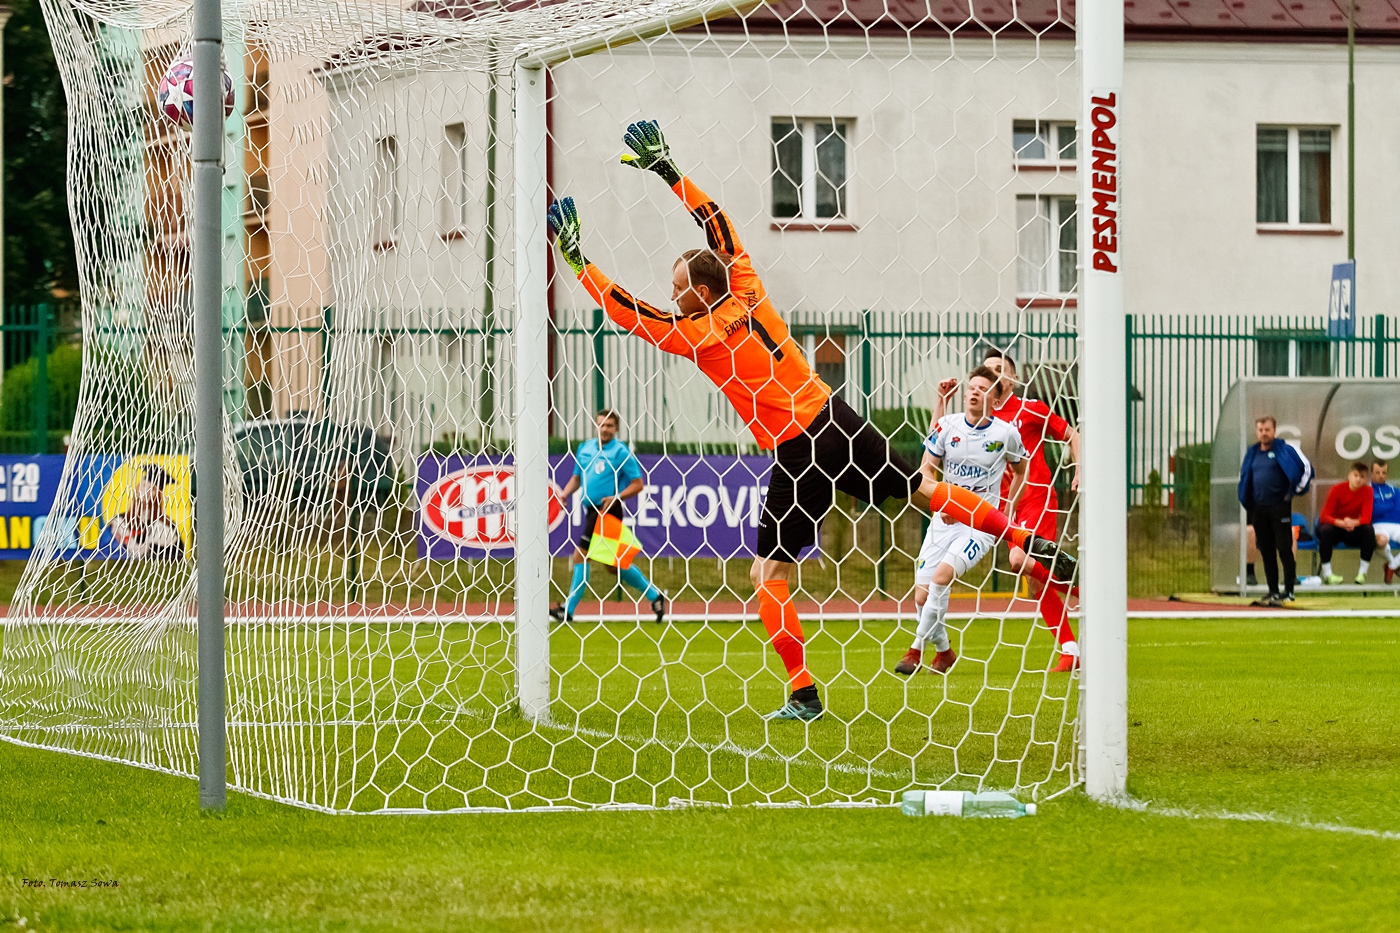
[924,415,1025,507]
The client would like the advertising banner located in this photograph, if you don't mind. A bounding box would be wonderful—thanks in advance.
[0,455,193,561]
[0,456,66,559]
[417,453,775,560]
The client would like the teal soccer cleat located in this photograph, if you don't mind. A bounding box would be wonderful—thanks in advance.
[764,690,823,722]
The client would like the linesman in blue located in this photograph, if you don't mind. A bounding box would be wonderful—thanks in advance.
[550,409,667,622]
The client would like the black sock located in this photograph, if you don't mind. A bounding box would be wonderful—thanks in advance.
[791,685,819,704]
[1246,562,1256,581]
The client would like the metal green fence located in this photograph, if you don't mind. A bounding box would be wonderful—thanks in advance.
[1127,313,1397,507]
[10,301,1400,523]
[0,304,81,454]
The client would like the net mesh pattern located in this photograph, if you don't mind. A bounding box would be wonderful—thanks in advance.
[0,0,1083,811]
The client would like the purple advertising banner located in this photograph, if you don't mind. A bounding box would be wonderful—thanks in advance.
[417,453,776,560]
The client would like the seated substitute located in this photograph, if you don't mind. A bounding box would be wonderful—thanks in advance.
[1317,461,1375,586]
[549,409,666,623]
[895,366,1026,676]
[1369,459,1400,583]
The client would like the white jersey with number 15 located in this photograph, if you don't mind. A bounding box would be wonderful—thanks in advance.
[924,415,1025,506]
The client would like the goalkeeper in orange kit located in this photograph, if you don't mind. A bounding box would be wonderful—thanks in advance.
[547,121,1074,722]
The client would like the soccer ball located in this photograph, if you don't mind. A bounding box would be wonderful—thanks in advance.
[156,57,235,127]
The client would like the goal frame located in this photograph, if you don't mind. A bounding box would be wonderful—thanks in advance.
[182,0,1131,807]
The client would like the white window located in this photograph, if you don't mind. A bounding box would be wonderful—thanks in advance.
[440,122,469,233]
[771,118,850,220]
[371,135,400,249]
[1013,120,1076,166]
[1256,126,1332,226]
[1016,195,1077,297]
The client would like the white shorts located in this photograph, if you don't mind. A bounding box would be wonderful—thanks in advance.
[1375,522,1400,546]
[914,518,994,585]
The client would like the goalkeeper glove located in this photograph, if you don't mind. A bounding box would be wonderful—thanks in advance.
[620,120,682,187]
[547,197,587,275]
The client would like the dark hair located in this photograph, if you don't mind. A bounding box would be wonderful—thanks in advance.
[595,409,621,427]
[1350,461,1369,475]
[1372,459,1388,470]
[139,465,175,489]
[968,365,999,385]
[675,249,731,301]
[982,348,1017,372]
[1255,415,1277,428]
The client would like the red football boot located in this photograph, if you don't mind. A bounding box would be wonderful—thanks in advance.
[928,649,958,674]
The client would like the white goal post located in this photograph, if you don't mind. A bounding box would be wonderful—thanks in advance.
[1076,0,1129,802]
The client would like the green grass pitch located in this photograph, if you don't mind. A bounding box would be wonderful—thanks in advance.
[3,615,1398,931]
[2,615,1075,810]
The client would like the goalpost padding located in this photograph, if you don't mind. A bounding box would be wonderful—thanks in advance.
[0,0,1125,812]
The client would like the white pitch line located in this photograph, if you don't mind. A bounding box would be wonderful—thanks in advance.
[1118,797,1400,840]
[1123,610,1400,620]
[1135,639,1398,648]
[495,709,917,782]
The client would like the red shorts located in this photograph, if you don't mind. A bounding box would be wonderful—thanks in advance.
[1013,492,1060,541]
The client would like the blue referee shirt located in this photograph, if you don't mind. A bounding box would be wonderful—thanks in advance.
[573,438,643,507]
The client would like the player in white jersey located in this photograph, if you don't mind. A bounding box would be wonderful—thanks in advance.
[895,366,1026,675]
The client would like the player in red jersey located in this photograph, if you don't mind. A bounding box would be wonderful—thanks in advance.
[933,349,1081,671]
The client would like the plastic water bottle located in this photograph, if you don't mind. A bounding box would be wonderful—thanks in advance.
[900,790,1036,818]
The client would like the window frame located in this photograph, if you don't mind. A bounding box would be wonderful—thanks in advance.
[1255,124,1338,233]
[1256,329,1332,378]
[440,122,469,237]
[1013,119,1077,169]
[770,117,855,227]
[1015,193,1078,302]
[371,134,401,251]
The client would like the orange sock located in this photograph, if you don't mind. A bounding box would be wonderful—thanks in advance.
[756,579,812,691]
[927,481,1032,550]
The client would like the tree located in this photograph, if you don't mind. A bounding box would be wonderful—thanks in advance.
[0,339,79,429]
[4,0,77,307]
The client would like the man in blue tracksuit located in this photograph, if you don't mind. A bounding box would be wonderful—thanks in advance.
[549,409,667,622]
[1369,460,1400,583]
[1238,415,1312,604]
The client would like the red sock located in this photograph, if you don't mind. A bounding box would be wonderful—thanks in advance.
[757,580,812,691]
[1035,579,1076,646]
[927,482,1032,550]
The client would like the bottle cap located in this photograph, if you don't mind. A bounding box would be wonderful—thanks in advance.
[1025,802,1037,816]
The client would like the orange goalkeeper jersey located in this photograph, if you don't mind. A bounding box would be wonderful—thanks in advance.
[578,177,831,450]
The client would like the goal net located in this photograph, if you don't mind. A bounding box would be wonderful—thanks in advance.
[1,0,1093,811]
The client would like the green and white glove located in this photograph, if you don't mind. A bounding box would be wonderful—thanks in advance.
[620,120,682,187]
[547,197,587,275]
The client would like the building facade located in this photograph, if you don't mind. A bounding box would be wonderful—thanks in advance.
[308,1,1400,456]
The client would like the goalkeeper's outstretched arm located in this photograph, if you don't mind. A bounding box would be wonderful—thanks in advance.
[620,120,759,298]
[547,196,692,356]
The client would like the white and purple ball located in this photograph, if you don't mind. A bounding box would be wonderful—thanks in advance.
[156,57,235,127]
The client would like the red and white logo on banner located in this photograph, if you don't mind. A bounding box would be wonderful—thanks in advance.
[421,465,565,550]
[1089,90,1120,274]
